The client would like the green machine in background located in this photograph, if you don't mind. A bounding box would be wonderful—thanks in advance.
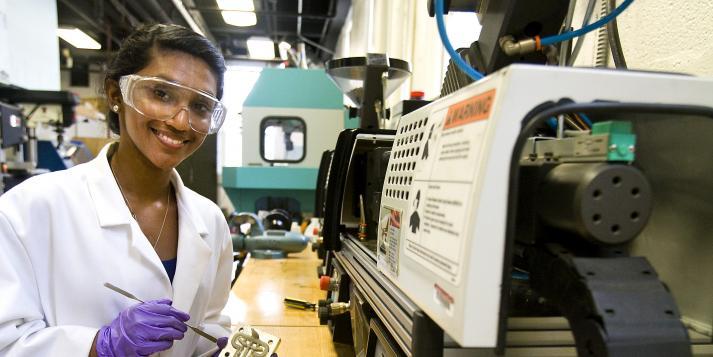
[222,68,355,216]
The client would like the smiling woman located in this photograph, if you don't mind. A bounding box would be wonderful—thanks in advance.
[0,24,232,357]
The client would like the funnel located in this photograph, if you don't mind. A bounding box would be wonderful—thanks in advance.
[326,56,411,108]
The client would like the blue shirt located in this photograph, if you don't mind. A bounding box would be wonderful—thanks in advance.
[161,258,178,283]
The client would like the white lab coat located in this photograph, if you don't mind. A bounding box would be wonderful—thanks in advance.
[0,143,232,356]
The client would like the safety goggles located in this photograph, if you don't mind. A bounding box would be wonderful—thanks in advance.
[119,74,227,135]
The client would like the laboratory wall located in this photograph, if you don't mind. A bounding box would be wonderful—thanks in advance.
[0,0,60,90]
[571,0,713,76]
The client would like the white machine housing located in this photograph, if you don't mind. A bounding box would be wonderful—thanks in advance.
[376,64,713,347]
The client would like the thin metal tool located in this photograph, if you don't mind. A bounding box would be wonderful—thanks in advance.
[104,282,218,343]
[283,297,316,310]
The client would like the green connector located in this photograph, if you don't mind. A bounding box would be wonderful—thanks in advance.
[592,121,636,162]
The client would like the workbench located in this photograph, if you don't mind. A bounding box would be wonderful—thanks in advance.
[225,248,353,356]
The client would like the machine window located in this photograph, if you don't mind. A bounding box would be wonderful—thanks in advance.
[260,116,306,163]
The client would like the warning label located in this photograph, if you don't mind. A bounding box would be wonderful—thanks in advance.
[443,89,495,130]
[403,88,496,284]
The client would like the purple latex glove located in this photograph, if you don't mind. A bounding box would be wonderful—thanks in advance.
[211,337,229,357]
[96,299,190,357]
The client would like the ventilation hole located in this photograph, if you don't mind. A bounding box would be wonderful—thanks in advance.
[611,224,620,234]
[665,310,674,316]
[406,192,409,199]
[631,187,640,197]
[612,176,622,186]
[416,147,420,155]
[592,214,602,223]
[642,270,651,275]
[613,250,623,255]
[630,211,639,221]
[593,189,602,198]
[605,309,615,316]
[586,271,595,276]
[419,132,424,140]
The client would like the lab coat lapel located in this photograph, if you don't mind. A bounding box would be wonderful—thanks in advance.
[170,171,211,314]
[85,143,172,293]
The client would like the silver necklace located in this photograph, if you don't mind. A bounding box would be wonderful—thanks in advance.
[110,158,171,249]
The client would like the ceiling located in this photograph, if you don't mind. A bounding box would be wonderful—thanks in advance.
[56,0,351,66]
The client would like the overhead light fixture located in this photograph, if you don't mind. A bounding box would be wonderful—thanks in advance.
[247,37,275,60]
[217,0,257,27]
[57,28,101,50]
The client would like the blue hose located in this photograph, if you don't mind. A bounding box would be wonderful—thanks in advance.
[434,0,485,81]
[541,0,635,46]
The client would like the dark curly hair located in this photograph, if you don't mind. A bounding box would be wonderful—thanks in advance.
[104,24,226,134]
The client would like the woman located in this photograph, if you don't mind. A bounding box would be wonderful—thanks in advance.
[0,24,233,356]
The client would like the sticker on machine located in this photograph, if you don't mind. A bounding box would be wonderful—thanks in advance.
[406,88,496,284]
[377,206,402,278]
[403,181,471,283]
[413,89,495,184]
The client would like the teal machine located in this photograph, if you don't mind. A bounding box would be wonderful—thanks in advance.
[222,67,354,218]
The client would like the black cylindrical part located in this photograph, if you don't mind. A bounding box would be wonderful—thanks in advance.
[537,163,652,245]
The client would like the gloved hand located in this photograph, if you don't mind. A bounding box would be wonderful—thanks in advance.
[96,299,190,357]
[211,337,229,357]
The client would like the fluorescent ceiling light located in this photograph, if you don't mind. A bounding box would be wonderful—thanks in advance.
[57,28,101,50]
[247,37,275,60]
[217,0,257,27]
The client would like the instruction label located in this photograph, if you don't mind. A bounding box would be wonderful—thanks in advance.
[377,206,402,278]
[403,89,496,284]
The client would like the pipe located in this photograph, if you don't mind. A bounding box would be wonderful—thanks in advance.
[299,35,334,55]
[297,42,308,69]
[58,0,118,46]
[143,0,173,24]
[124,0,156,23]
[107,0,139,27]
[171,0,207,37]
[187,7,334,20]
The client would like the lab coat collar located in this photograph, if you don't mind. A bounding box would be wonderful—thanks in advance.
[84,143,209,237]
[85,143,213,313]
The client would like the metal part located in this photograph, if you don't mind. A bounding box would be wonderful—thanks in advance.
[537,163,653,245]
[223,326,280,357]
[499,35,537,56]
[332,236,443,357]
[325,56,410,129]
[231,230,309,255]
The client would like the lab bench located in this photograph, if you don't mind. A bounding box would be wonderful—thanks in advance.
[226,247,353,357]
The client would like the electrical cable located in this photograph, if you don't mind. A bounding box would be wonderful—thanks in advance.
[578,112,594,127]
[434,0,485,81]
[567,0,598,66]
[559,0,579,66]
[540,0,634,47]
[607,0,628,68]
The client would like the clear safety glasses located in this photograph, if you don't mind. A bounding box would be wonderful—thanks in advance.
[119,74,227,135]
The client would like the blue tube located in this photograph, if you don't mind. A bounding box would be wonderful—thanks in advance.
[540,0,634,46]
[547,117,558,131]
[434,0,485,81]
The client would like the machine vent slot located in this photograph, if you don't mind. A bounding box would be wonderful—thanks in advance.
[384,116,430,202]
